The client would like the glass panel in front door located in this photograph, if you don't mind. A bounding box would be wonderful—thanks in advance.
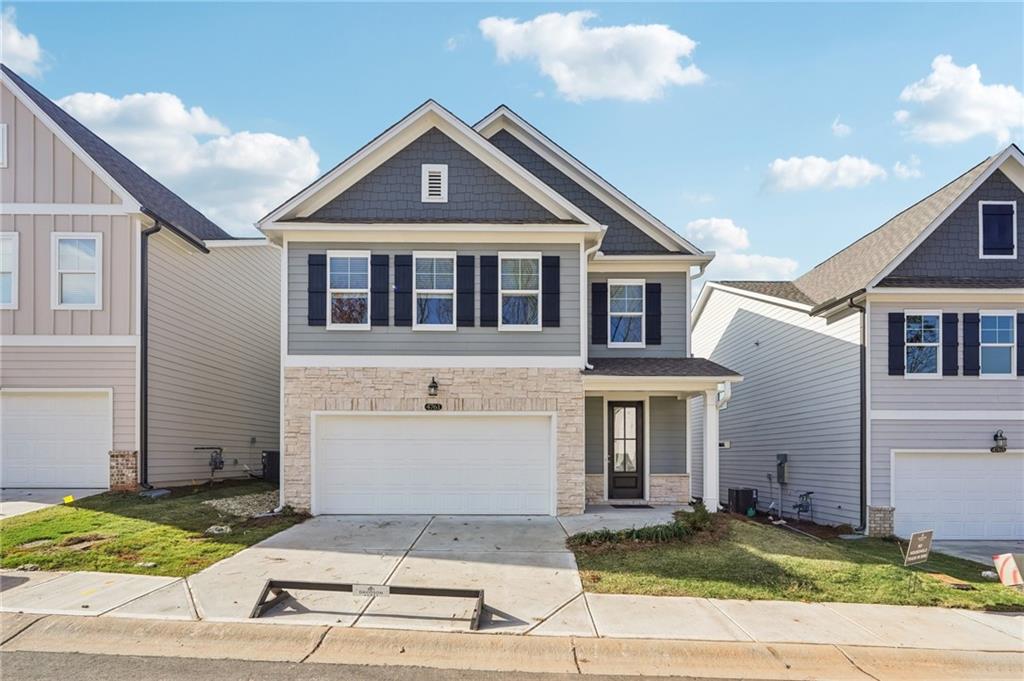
[612,406,638,473]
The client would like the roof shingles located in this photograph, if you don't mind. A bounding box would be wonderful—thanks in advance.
[585,357,740,378]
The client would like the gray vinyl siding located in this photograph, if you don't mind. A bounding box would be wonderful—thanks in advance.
[691,287,862,526]
[309,128,558,223]
[650,396,687,474]
[689,395,704,499]
[288,242,580,356]
[147,232,280,485]
[883,170,1024,282]
[588,271,689,358]
[0,345,136,450]
[585,396,604,474]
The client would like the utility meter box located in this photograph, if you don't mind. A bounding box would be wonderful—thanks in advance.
[776,453,789,484]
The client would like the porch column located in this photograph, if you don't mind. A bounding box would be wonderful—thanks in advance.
[702,388,720,512]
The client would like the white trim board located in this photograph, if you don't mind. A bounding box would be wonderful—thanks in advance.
[285,354,584,369]
[204,239,271,248]
[1,203,136,216]
[0,335,137,347]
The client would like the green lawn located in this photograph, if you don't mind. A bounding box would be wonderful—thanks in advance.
[573,517,1024,611]
[0,481,306,577]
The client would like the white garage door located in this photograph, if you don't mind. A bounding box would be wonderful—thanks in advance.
[314,414,553,515]
[894,452,1024,540]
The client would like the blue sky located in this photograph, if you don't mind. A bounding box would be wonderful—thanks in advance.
[4,2,1022,281]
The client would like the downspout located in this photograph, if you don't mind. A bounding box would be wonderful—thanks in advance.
[847,294,867,531]
[582,230,607,370]
[138,222,162,489]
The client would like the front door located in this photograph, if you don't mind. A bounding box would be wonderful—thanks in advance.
[608,402,644,499]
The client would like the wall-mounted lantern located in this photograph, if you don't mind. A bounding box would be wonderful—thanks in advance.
[427,377,439,398]
[991,429,1008,453]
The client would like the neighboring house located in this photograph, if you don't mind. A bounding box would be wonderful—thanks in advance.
[691,144,1024,540]
[258,101,740,516]
[0,65,279,491]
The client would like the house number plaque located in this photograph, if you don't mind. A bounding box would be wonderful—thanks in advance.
[424,403,443,411]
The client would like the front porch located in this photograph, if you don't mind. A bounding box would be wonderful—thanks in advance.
[582,357,742,512]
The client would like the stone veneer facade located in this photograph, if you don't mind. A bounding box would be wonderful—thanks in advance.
[283,367,585,514]
[586,473,689,505]
[108,450,138,492]
[867,505,895,537]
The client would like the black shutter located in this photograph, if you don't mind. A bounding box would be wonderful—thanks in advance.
[592,282,608,345]
[941,313,959,376]
[982,204,1016,256]
[1018,313,1024,377]
[394,255,413,327]
[480,256,498,327]
[645,283,662,345]
[887,312,904,376]
[457,255,475,327]
[963,313,980,376]
[370,254,389,327]
[542,255,560,328]
[307,254,326,327]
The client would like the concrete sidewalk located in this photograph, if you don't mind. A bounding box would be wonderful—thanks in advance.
[2,613,1022,680]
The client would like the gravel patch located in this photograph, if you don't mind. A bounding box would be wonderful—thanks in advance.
[202,491,278,518]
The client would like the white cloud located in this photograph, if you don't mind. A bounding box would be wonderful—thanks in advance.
[479,11,705,102]
[58,91,319,235]
[831,115,852,137]
[893,154,922,180]
[766,155,887,191]
[895,55,1024,145]
[685,218,798,283]
[445,36,459,52]
[1,8,46,78]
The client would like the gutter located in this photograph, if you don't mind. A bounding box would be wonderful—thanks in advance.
[140,208,210,254]
[846,294,868,531]
[582,228,608,370]
[811,288,866,317]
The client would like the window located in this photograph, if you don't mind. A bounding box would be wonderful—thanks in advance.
[980,201,1016,259]
[326,250,370,329]
[499,252,541,330]
[608,279,645,348]
[0,232,17,309]
[904,311,941,377]
[421,164,448,203]
[980,311,1016,377]
[413,251,455,329]
[52,233,101,310]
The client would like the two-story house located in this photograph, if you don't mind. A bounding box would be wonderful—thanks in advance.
[691,144,1024,539]
[0,65,280,491]
[259,101,740,516]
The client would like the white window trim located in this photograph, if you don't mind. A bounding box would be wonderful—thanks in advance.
[325,249,371,331]
[421,164,448,203]
[607,278,646,349]
[0,232,18,310]
[413,250,456,331]
[498,251,542,332]
[51,232,102,311]
[979,309,1017,379]
[979,200,1017,260]
[903,309,941,380]
[0,123,7,169]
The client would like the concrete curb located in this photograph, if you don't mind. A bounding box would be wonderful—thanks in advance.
[2,613,1021,680]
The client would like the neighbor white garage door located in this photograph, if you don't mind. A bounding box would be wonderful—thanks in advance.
[314,414,553,515]
[1,391,112,488]
[893,452,1024,540]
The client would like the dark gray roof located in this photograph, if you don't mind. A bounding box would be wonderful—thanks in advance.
[283,216,578,224]
[717,281,815,306]
[877,276,1024,288]
[586,357,740,378]
[2,65,231,242]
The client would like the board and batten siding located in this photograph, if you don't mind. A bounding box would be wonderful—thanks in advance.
[146,231,280,485]
[1,82,121,205]
[288,242,580,356]
[868,298,1024,507]
[0,345,136,450]
[690,287,862,525]
[587,271,689,358]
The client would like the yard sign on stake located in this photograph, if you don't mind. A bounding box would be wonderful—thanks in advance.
[900,530,933,567]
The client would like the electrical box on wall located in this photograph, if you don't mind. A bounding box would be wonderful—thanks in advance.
[776,453,789,484]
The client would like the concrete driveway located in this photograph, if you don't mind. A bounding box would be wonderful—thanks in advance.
[934,540,1024,565]
[183,516,583,633]
[0,489,105,519]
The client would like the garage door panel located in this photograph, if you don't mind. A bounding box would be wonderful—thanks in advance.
[315,415,553,515]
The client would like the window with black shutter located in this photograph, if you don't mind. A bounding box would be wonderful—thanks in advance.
[980,202,1017,258]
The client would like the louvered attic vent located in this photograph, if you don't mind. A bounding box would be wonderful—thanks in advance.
[421,164,448,203]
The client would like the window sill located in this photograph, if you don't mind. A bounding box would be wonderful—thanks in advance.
[326,324,371,331]
[607,343,646,350]
[979,254,1017,260]
[499,325,542,332]
[903,373,942,380]
[978,373,1018,380]
[412,325,457,332]
[52,304,102,311]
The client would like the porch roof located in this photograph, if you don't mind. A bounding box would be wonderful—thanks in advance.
[585,357,740,378]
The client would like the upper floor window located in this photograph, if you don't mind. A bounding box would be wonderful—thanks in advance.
[327,250,370,329]
[980,201,1016,259]
[499,252,541,330]
[421,164,448,203]
[414,251,455,329]
[608,279,645,348]
[51,233,101,310]
[0,232,17,309]
[904,311,940,377]
[980,311,1015,377]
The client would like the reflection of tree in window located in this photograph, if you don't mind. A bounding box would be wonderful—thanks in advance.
[610,284,643,344]
[905,314,939,375]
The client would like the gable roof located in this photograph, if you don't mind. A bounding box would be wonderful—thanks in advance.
[717,280,816,306]
[474,105,704,255]
[1,65,232,243]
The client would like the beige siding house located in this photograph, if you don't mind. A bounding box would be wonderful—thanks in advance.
[0,65,279,491]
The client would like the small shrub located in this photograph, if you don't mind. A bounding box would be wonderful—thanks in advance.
[568,502,722,548]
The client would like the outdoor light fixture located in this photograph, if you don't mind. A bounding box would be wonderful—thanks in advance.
[991,429,1008,453]
[428,377,439,398]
